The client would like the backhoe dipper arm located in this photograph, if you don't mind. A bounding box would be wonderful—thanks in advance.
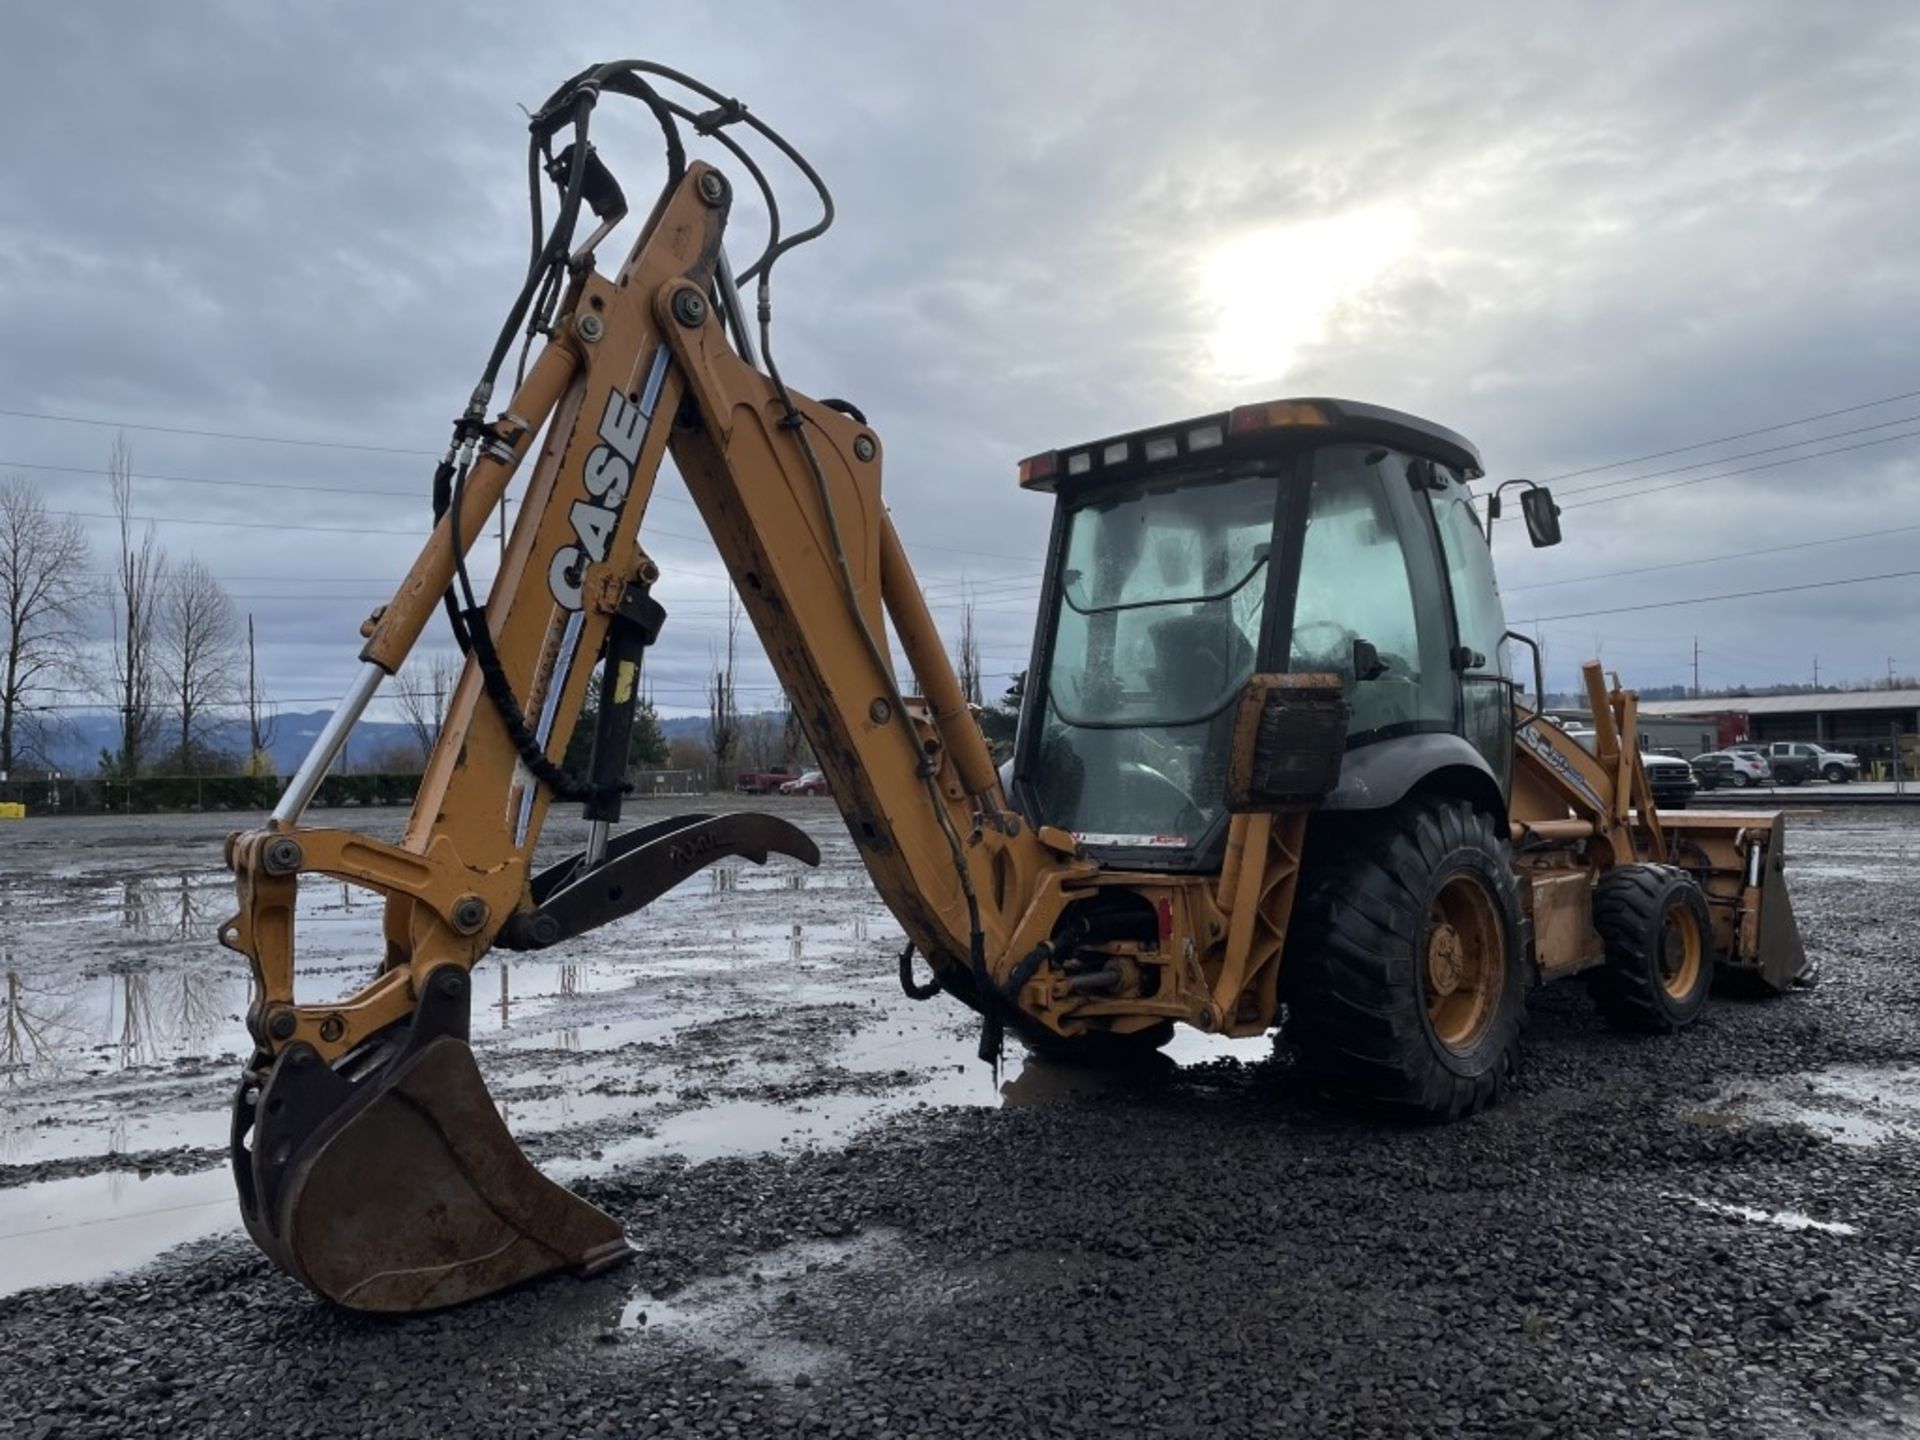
[219,145,1084,1310]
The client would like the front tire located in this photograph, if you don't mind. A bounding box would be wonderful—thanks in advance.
[1823,765,1848,783]
[1732,772,1751,789]
[1587,864,1714,1032]
[1283,799,1526,1120]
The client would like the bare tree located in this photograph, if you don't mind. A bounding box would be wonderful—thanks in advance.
[955,586,983,708]
[107,437,168,777]
[158,556,240,773]
[243,614,278,774]
[0,477,91,776]
[393,651,461,765]
[738,711,781,772]
[706,589,741,788]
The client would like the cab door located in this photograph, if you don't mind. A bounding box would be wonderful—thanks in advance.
[1423,465,1513,796]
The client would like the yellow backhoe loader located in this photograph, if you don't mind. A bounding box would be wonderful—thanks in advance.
[220,61,1806,1312]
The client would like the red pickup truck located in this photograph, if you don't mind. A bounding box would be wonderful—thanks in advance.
[734,766,798,795]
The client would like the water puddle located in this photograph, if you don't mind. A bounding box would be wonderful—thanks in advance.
[1684,1194,1858,1236]
[0,1166,237,1297]
[616,1230,906,1381]
[1709,1064,1920,1147]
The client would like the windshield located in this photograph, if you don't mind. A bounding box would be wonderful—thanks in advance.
[1029,469,1277,848]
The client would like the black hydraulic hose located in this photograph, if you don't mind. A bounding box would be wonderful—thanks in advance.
[898,943,942,1002]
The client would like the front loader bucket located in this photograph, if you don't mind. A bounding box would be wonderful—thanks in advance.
[232,967,629,1312]
[1751,816,1808,992]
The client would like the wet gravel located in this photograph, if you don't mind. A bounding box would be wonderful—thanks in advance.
[3,810,1920,1437]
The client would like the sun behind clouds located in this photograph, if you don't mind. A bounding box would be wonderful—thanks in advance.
[1204,205,1416,384]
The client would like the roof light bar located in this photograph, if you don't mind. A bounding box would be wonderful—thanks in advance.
[1017,450,1059,485]
[1228,399,1331,435]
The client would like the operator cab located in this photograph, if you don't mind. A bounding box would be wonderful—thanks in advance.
[1011,398,1556,872]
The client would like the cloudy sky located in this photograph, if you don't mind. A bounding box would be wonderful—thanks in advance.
[3,1,1917,738]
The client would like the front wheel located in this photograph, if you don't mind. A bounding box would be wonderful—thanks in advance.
[1588,864,1714,1032]
[1282,799,1526,1120]
[1732,772,1751,789]
[1823,765,1848,783]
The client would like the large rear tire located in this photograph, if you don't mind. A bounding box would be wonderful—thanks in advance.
[1587,863,1714,1033]
[1282,799,1526,1120]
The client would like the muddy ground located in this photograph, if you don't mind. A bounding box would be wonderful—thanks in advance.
[2,799,1919,1438]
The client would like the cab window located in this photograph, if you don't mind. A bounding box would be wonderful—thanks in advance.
[1290,445,1453,742]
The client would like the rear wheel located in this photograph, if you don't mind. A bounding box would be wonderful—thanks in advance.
[1283,799,1526,1120]
[1587,864,1714,1032]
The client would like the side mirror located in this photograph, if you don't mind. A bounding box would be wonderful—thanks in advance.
[1521,486,1562,548]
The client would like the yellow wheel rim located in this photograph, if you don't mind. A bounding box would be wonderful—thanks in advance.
[1658,900,1704,1000]
[1423,875,1505,1053]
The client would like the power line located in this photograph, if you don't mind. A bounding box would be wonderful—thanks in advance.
[1528,567,1920,624]
[1503,519,1920,594]
[1559,427,1920,511]
[1549,410,1920,499]
[1533,385,1920,486]
[0,407,439,457]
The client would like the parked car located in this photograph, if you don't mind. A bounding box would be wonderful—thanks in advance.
[778,768,828,797]
[735,766,799,795]
[1561,725,1696,809]
[1639,751,1698,810]
[1730,745,1809,786]
[1760,740,1861,783]
[1690,750,1772,789]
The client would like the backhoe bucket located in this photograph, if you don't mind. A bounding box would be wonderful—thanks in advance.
[231,967,629,1312]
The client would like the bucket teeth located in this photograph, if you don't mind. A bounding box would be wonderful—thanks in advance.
[231,970,629,1312]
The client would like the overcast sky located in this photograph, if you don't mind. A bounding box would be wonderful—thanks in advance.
[3,1,1917,735]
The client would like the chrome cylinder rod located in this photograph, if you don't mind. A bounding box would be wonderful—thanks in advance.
[715,246,759,368]
[583,818,611,870]
[271,661,386,826]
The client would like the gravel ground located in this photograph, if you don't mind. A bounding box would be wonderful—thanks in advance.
[3,805,1920,1438]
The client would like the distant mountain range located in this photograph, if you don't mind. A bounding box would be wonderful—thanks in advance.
[26,707,738,777]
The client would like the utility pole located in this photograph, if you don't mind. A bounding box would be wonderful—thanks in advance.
[1691,637,1700,698]
[246,615,262,762]
[1812,655,1820,689]
[1891,657,1899,690]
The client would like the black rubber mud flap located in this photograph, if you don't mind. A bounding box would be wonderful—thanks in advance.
[233,968,630,1312]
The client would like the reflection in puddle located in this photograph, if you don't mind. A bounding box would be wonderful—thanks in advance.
[2,964,250,1083]
[617,1231,905,1381]
[0,1167,237,1298]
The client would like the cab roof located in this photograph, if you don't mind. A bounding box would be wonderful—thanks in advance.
[1017,397,1483,492]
